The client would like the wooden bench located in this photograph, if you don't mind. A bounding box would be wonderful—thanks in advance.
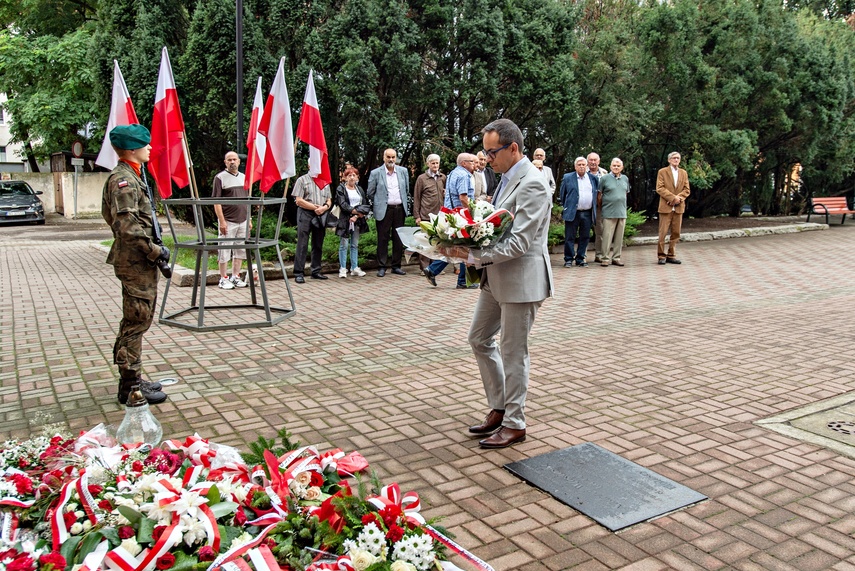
[807,196,855,225]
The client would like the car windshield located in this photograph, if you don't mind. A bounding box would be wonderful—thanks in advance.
[0,182,36,196]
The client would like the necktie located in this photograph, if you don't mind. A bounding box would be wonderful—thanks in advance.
[493,177,507,205]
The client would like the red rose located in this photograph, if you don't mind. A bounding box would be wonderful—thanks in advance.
[144,450,183,476]
[132,461,144,472]
[386,524,405,543]
[197,546,216,562]
[39,552,67,570]
[7,554,35,571]
[155,553,175,570]
[98,499,113,510]
[118,526,136,540]
[310,471,324,487]
[87,484,104,496]
[50,436,63,445]
[233,508,247,526]
[151,526,167,543]
[63,511,77,528]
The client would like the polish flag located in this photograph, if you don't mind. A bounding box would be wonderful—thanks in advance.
[148,47,190,198]
[244,76,267,190]
[295,70,331,189]
[95,60,139,170]
[257,57,295,193]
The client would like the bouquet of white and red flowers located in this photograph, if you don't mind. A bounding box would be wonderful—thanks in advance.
[418,202,513,249]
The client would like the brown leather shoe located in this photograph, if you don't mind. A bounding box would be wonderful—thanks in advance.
[612,260,624,266]
[468,410,504,434]
[479,427,526,449]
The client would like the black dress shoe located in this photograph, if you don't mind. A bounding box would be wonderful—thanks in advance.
[391,268,406,275]
[311,273,329,280]
[377,268,386,277]
[657,259,666,265]
[469,410,504,434]
[295,275,305,283]
[479,427,526,449]
[665,258,682,264]
[576,261,588,267]
[424,271,437,287]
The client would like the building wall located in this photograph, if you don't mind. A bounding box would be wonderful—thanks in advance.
[5,172,108,218]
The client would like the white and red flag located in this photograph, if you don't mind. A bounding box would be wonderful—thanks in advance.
[295,69,331,189]
[257,57,295,193]
[95,60,139,170]
[148,47,190,198]
[244,76,267,190]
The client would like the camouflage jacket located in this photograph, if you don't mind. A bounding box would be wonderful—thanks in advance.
[101,161,162,269]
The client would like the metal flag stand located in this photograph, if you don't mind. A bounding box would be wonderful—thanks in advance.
[157,195,295,331]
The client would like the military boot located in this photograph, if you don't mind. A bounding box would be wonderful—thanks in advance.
[118,374,167,405]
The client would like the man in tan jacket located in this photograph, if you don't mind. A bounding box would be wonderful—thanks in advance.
[655,152,691,264]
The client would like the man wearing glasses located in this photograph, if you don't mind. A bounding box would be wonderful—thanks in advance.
[444,119,553,449]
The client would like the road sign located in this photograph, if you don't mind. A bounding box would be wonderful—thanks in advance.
[71,141,84,158]
[71,158,84,166]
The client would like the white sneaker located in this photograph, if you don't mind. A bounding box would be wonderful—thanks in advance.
[218,277,235,290]
[230,276,247,288]
[339,268,347,278]
[351,267,366,277]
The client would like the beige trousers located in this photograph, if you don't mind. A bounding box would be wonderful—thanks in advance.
[600,218,626,263]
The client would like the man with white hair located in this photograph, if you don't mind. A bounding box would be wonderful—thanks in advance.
[413,154,446,273]
[597,158,630,266]
[532,148,556,197]
[423,153,477,289]
[655,151,691,264]
[558,156,599,267]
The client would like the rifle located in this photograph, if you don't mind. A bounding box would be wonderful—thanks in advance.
[141,167,172,278]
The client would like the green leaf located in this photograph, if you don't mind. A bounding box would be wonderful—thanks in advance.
[100,526,121,547]
[206,485,221,505]
[117,506,143,524]
[207,501,238,519]
[137,516,156,544]
[59,535,82,566]
[75,532,105,565]
[170,551,199,571]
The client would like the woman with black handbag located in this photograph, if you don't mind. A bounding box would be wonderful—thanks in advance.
[335,167,370,278]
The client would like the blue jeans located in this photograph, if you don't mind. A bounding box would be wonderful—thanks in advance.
[427,260,467,287]
[564,210,593,264]
[338,229,360,270]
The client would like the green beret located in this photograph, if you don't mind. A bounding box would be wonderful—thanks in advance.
[109,124,151,150]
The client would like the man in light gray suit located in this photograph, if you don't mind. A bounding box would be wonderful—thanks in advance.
[367,148,410,276]
[444,119,554,449]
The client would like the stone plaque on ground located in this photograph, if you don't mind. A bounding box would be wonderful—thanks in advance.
[504,442,707,531]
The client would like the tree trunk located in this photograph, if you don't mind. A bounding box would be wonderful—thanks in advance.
[24,140,40,173]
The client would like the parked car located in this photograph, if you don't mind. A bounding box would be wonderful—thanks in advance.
[0,181,45,225]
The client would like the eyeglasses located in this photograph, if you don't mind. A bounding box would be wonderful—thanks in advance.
[483,143,511,160]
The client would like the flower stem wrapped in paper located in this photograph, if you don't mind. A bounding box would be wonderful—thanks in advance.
[398,202,513,285]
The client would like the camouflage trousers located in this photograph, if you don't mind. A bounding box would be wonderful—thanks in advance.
[112,266,159,380]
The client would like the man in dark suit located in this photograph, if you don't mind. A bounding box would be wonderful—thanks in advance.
[655,151,691,264]
[559,157,599,267]
[367,148,410,276]
[442,118,554,449]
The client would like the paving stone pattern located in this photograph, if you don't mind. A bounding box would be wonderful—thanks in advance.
[2,225,855,570]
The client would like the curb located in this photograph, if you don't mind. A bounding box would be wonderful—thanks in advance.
[626,222,827,246]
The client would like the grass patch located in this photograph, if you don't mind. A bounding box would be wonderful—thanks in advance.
[102,234,220,270]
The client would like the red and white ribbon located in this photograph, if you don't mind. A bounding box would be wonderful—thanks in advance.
[104,515,183,571]
[183,465,206,488]
[50,478,79,551]
[206,522,279,571]
[425,525,495,571]
[1,511,18,543]
[247,545,279,571]
[163,435,217,468]
[307,555,354,571]
[366,483,425,525]
[78,538,110,571]
[76,472,100,524]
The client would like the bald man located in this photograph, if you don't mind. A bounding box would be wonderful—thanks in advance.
[533,148,556,197]
[367,148,411,276]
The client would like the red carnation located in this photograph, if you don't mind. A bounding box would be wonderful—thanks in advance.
[380,504,402,527]
[7,554,35,571]
[17,458,29,469]
[11,474,33,495]
[197,546,216,562]
[361,512,380,526]
[151,525,167,543]
[50,436,63,445]
[0,549,19,560]
[386,524,405,543]
[39,552,66,570]
[131,461,144,472]
[118,526,136,540]
[155,553,175,570]
[98,499,113,510]
[63,511,77,528]
[144,450,183,476]
[87,484,104,496]
[233,508,247,526]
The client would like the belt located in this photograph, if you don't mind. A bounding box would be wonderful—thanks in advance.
[387,204,403,208]
[578,208,592,212]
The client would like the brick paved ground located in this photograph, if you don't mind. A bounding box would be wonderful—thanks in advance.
[2,223,855,570]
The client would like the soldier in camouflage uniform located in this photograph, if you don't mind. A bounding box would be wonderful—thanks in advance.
[102,124,168,405]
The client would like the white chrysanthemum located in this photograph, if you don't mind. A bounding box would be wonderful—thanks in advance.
[181,516,208,547]
[132,473,161,496]
[0,481,16,495]
[229,532,254,550]
[86,465,107,484]
[356,522,386,556]
[65,503,78,513]
[69,522,84,535]
[82,521,92,532]
[342,539,357,554]
[120,538,142,556]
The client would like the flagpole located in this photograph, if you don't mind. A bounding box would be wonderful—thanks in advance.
[181,132,199,199]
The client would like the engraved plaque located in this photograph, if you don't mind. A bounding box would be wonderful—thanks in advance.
[505,443,707,531]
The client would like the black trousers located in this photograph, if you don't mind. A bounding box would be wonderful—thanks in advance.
[294,210,326,276]
[375,205,405,269]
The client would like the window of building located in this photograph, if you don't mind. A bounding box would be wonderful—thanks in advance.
[0,146,6,162]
